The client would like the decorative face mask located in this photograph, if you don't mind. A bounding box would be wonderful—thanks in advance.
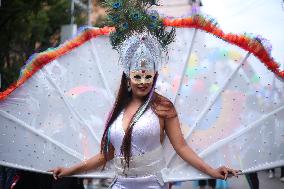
[129,70,155,85]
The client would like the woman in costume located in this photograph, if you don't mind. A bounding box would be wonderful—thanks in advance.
[49,31,240,188]
[2,0,283,188]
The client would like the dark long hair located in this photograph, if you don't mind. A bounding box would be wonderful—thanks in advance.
[100,72,158,168]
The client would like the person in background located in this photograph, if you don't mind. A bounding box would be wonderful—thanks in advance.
[280,166,284,183]
[245,172,259,189]
[0,166,16,189]
[268,167,284,182]
[198,179,216,189]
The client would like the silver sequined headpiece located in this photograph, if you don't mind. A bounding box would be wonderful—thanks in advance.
[119,32,163,77]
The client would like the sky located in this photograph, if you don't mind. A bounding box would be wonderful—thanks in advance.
[201,0,284,67]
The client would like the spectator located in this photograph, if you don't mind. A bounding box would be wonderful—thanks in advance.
[198,179,216,189]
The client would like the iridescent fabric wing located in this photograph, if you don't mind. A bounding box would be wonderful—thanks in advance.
[0,16,283,181]
[159,20,284,182]
[0,29,121,177]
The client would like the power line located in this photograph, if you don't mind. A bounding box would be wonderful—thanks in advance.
[159,3,190,7]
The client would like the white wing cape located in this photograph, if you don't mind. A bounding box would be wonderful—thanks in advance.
[0,16,283,182]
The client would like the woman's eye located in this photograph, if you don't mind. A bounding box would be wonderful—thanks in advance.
[145,75,152,79]
[134,75,141,79]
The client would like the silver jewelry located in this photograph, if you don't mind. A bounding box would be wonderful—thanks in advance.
[127,80,132,92]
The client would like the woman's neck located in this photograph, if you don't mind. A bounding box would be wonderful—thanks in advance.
[130,95,145,105]
[130,95,145,106]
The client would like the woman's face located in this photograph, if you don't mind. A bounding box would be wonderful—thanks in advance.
[129,70,155,98]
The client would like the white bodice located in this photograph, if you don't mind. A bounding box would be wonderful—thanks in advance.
[109,107,162,157]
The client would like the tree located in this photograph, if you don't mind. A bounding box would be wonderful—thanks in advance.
[0,0,86,91]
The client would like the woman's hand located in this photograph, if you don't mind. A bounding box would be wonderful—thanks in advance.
[208,166,241,180]
[47,148,114,180]
[48,167,71,180]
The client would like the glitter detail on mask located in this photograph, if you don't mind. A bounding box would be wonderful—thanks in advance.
[130,70,155,85]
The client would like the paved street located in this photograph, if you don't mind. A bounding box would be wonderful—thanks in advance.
[172,169,284,189]
[85,169,284,189]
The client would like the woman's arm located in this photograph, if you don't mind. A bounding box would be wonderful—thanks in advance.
[164,116,238,179]
[49,144,115,179]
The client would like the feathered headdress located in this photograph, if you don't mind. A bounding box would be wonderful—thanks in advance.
[101,0,175,75]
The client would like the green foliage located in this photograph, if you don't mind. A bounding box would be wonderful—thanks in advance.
[0,0,86,91]
[99,0,175,50]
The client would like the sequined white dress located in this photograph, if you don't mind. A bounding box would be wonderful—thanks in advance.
[109,107,169,189]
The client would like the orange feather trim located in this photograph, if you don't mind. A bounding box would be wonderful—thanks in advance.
[1,15,283,101]
[164,15,283,79]
[0,27,114,101]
